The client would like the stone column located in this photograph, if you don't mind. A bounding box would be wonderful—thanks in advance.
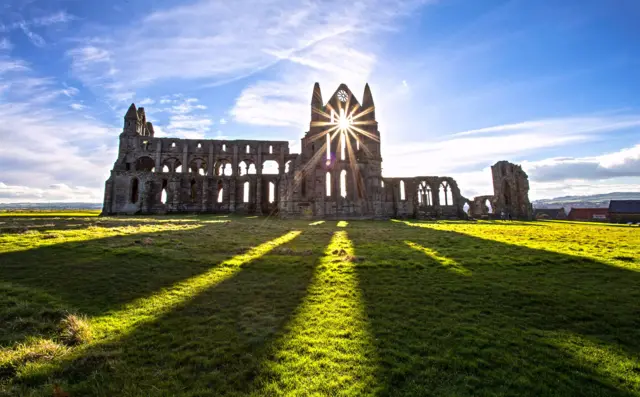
[201,178,208,212]
[207,143,214,176]
[256,144,263,214]
[155,141,162,171]
[182,143,188,174]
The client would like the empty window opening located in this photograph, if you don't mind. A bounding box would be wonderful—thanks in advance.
[285,161,291,174]
[197,142,202,149]
[485,199,493,214]
[222,144,226,152]
[326,133,331,160]
[356,135,360,151]
[190,179,197,202]
[340,170,347,198]
[176,164,183,173]
[340,132,346,160]
[125,163,131,171]
[381,180,384,188]
[463,202,471,216]
[163,165,169,173]
[243,181,250,203]
[135,156,155,172]
[218,187,224,203]
[130,178,139,203]
[326,172,332,196]
[263,160,279,175]
[440,181,451,206]
[161,180,168,204]
[246,145,250,154]
[171,141,176,148]
[268,182,275,203]
[198,168,205,175]
[151,167,155,172]
[330,110,336,123]
[239,161,248,176]
[418,181,432,206]
[223,163,232,176]
[248,163,256,174]
[269,145,273,154]
[160,189,167,204]
[312,143,315,154]
[400,180,406,201]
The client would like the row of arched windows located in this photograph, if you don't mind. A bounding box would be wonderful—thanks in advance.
[325,171,348,198]
[396,180,454,206]
[141,178,277,206]
[162,142,279,154]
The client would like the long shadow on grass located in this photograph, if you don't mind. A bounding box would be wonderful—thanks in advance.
[350,221,640,397]
[0,221,288,343]
[10,227,332,396]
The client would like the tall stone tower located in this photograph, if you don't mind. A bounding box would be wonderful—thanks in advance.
[286,83,382,217]
[491,160,533,220]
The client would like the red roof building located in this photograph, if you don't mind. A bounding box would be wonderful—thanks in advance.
[567,208,609,222]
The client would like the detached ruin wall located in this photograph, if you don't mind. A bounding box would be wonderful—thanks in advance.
[102,83,533,220]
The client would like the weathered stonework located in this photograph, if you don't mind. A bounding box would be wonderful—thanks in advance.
[102,83,532,220]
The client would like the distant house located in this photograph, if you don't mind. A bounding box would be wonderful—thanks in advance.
[567,208,609,222]
[608,200,640,223]
[534,208,567,220]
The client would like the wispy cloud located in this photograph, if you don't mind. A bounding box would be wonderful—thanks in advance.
[524,144,640,182]
[67,0,428,102]
[0,53,118,203]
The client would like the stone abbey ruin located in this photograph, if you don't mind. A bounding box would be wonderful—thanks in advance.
[102,83,533,219]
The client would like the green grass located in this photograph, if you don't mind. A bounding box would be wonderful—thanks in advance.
[0,216,638,396]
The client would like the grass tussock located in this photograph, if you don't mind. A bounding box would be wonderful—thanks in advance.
[58,314,92,346]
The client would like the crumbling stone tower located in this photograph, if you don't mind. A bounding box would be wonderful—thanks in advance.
[491,161,533,220]
[279,83,383,217]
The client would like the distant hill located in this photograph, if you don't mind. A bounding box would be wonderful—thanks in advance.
[533,192,640,211]
[0,202,102,210]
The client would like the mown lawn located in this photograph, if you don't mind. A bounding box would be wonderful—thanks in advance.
[0,214,638,396]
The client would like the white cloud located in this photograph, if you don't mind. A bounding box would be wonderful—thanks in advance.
[67,0,428,102]
[70,103,85,110]
[139,97,155,105]
[0,54,118,202]
[0,182,101,203]
[219,118,227,124]
[524,144,640,182]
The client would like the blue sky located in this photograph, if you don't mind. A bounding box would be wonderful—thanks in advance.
[1,0,639,202]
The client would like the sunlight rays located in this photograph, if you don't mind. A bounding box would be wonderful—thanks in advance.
[90,230,302,338]
[405,241,472,276]
[254,231,379,394]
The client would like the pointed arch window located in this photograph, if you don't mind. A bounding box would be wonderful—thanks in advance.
[326,172,332,196]
[400,180,406,201]
[243,181,250,203]
[268,182,275,203]
[340,170,347,198]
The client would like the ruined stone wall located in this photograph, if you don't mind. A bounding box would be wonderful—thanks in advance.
[103,85,533,220]
[102,104,292,215]
[491,161,533,220]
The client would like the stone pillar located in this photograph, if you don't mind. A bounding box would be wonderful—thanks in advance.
[229,179,236,212]
[207,143,214,176]
[182,143,188,174]
[256,144,263,214]
[201,178,208,212]
[155,141,162,171]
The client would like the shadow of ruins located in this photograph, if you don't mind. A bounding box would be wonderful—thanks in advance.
[0,221,290,348]
[9,228,332,396]
[349,221,640,397]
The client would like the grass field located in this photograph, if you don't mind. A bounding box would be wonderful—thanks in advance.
[0,212,638,396]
